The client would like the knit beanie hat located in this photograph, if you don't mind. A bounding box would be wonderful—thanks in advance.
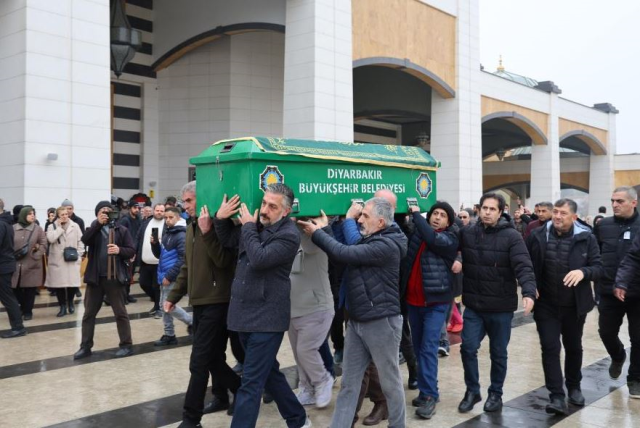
[427,201,455,227]
[61,199,73,207]
[94,200,113,216]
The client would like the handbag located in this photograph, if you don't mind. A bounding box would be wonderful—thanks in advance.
[14,227,35,260]
[63,247,79,262]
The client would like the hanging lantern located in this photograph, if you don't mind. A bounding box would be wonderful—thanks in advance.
[110,0,142,78]
[495,147,507,161]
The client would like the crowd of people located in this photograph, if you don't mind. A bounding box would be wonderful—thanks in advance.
[0,183,639,428]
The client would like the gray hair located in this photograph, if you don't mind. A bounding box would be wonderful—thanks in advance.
[181,181,196,197]
[613,186,638,201]
[365,197,394,226]
[265,183,294,210]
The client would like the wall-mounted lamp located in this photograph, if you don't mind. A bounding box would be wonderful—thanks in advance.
[47,153,58,161]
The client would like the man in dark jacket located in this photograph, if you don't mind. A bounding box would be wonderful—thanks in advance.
[300,197,408,428]
[594,186,640,396]
[0,208,26,338]
[524,201,553,239]
[527,198,603,414]
[402,201,458,419]
[151,206,191,346]
[215,183,309,428]
[119,199,142,303]
[74,201,136,359]
[458,192,537,413]
[165,181,240,428]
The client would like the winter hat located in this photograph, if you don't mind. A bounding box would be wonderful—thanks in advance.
[94,200,113,216]
[61,199,73,207]
[427,201,455,227]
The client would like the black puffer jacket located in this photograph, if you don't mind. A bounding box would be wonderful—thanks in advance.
[401,212,458,304]
[594,210,640,296]
[615,230,640,297]
[312,223,407,322]
[527,222,603,316]
[460,215,536,312]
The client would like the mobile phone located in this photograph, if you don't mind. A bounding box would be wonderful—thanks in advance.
[151,227,159,238]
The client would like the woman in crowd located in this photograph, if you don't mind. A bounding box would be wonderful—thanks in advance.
[44,208,56,232]
[12,206,47,320]
[45,206,84,317]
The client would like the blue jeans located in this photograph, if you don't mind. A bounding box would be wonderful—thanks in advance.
[408,304,448,400]
[460,307,513,396]
[231,332,306,428]
[160,282,192,336]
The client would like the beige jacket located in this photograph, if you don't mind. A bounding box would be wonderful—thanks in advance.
[45,220,84,288]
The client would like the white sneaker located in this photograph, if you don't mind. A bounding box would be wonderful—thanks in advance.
[296,386,316,406]
[301,416,312,428]
[315,376,333,408]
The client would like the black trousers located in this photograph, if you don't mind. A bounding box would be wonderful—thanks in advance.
[400,302,417,368]
[0,273,23,330]
[534,301,586,398]
[183,303,241,423]
[55,287,77,306]
[13,286,37,316]
[211,331,245,401]
[598,294,640,382]
[330,290,345,351]
[138,262,160,310]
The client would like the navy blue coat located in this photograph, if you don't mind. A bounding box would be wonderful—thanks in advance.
[152,225,186,283]
[401,212,459,304]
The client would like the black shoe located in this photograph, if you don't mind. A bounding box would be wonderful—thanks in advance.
[1,328,27,339]
[115,347,133,358]
[609,352,626,379]
[227,395,236,416]
[73,347,92,360]
[149,309,158,316]
[177,420,202,428]
[56,306,67,317]
[545,396,568,415]
[187,324,194,337]
[412,394,427,407]
[263,391,274,404]
[415,396,437,419]
[483,392,503,412]
[68,301,75,314]
[399,351,406,365]
[629,380,640,398]
[458,391,482,413]
[75,289,82,298]
[49,290,57,296]
[127,295,137,303]
[103,299,111,306]
[568,389,585,406]
[203,396,229,414]
[23,313,33,321]
[154,335,178,346]
[408,363,418,390]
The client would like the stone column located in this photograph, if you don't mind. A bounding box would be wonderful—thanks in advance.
[429,0,483,210]
[0,0,111,222]
[530,91,561,205]
[588,104,618,214]
[282,0,353,141]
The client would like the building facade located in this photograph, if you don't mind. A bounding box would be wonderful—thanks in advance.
[0,0,637,221]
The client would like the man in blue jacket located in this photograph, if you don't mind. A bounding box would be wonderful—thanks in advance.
[151,206,192,346]
[527,198,603,414]
[300,197,408,428]
[215,183,310,428]
[403,201,458,419]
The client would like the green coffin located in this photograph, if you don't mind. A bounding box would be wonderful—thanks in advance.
[190,136,439,217]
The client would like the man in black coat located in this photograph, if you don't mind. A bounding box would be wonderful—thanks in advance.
[0,210,26,338]
[215,184,309,428]
[458,192,537,414]
[300,197,408,428]
[595,185,640,397]
[73,201,136,360]
[118,199,142,303]
[527,198,603,414]
[614,230,640,399]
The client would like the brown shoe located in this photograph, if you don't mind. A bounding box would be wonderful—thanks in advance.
[363,403,388,426]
